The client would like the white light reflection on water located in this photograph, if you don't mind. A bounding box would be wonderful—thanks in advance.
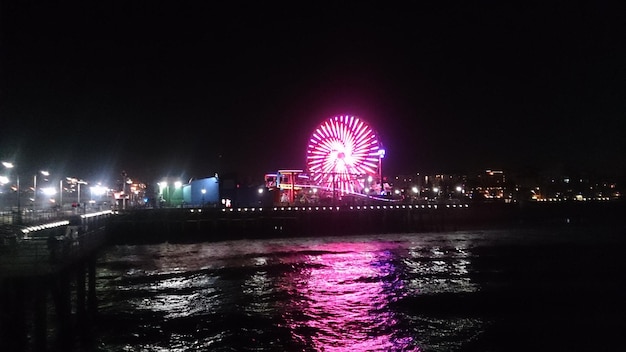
[403,241,478,295]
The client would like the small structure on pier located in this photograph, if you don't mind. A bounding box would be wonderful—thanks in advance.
[265,169,311,205]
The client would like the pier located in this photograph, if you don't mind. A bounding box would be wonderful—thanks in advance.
[106,199,625,244]
[107,203,479,244]
[0,211,113,351]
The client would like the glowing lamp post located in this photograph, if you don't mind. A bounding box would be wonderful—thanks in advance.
[158,182,168,207]
[33,170,49,211]
[41,186,57,213]
[123,178,132,210]
[90,185,107,198]
[58,180,62,209]
[0,176,7,216]
[41,186,57,199]
[59,179,64,209]
[2,162,21,224]
[90,184,107,210]
[67,177,88,211]
[78,180,87,206]
[174,181,182,207]
[378,148,386,189]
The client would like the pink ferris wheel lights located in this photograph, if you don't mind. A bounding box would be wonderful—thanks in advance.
[306,115,383,195]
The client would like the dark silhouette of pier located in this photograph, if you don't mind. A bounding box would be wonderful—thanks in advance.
[0,212,112,351]
[106,200,625,244]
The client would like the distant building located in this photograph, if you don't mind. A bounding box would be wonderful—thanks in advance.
[183,176,219,206]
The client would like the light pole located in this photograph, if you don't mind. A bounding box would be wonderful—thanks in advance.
[158,182,168,207]
[77,180,87,210]
[41,186,57,210]
[121,171,129,210]
[16,175,20,223]
[33,170,49,211]
[66,177,88,212]
[33,175,36,210]
[59,179,64,210]
[377,148,385,193]
[90,184,107,210]
[123,177,132,210]
[174,181,182,207]
[2,162,20,224]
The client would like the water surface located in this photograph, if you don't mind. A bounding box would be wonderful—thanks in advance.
[94,225,625,351]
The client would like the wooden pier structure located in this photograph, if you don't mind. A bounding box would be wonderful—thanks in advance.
[0,211,113,351]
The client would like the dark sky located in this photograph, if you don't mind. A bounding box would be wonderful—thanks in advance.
[1,1,625,185]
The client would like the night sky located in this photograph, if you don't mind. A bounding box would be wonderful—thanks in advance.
[1,1,625,185]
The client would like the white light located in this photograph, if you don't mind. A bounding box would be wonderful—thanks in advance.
[42,187,57,196]
[174,181,182,188]
[91,185,107,196]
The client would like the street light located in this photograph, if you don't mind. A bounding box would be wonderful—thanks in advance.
[1,165,11,213]
[41,187,57,197]
[33,170,49,211]
[90,184,108,210]
[123,178,132,210]
[59,179,64,209]
[158,182,168,207]
[377,148,385,193]
[433,187,440,200]
[2,161,20,224]
[66,177,88,210]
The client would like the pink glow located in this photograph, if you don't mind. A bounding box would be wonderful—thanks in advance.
[276,241,417,351]
[306,115,382,195]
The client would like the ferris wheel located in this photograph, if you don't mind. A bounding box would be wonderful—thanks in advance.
[306,115,383,195]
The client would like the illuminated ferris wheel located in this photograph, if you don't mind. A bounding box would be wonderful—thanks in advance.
[306,115,384,195]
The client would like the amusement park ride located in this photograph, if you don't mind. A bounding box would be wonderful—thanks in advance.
[265,115,390,205]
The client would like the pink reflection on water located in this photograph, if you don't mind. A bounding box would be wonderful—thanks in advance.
[277,241,419,351]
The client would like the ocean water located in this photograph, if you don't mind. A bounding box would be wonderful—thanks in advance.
[92,224,626,351]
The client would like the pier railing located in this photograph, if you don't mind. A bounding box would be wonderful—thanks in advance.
[0,210,113,279]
